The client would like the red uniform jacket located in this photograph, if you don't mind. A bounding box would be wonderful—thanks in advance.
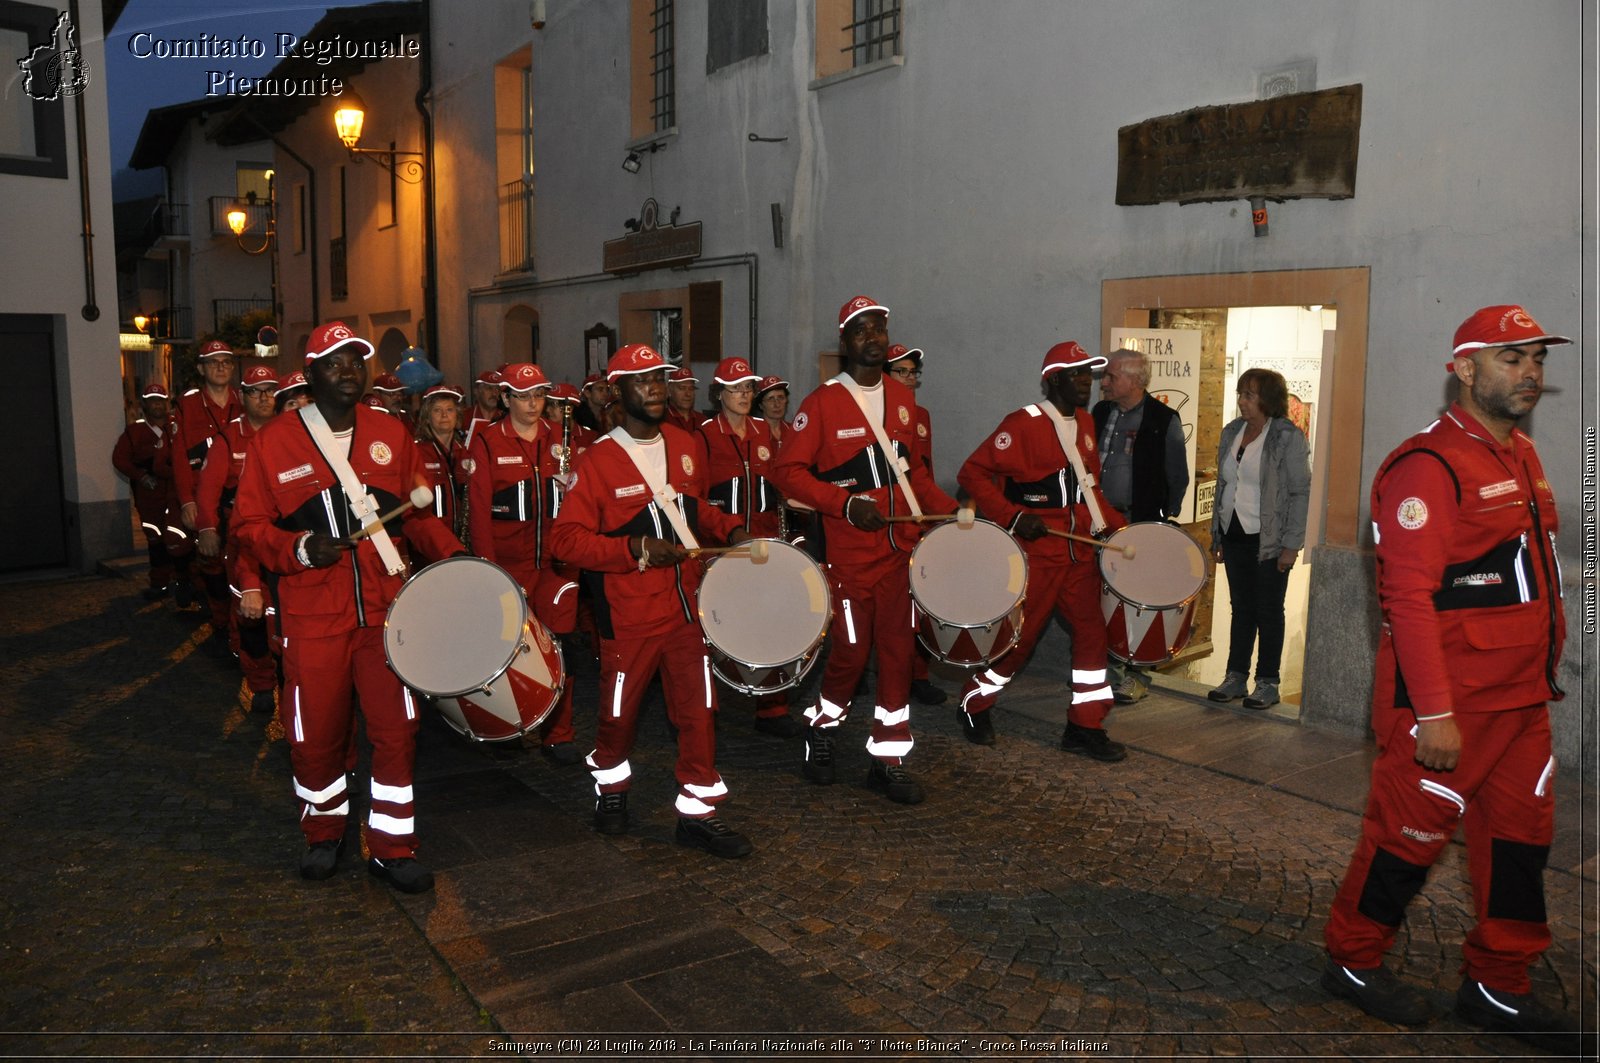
[664,408,700,434]
[696,413,782,535]
[417,432,469,539]
[195,416,264,533]
[232,405,461,637]
[1372,403,1565,717]
[958,403,1124,567]
[170,387,241,508]
[911,404,934,475]
[467,417,565,570]
[550,425,742,641]
[767,374,957,566]
[112,419,172,520]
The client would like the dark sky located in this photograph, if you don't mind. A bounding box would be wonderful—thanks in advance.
[105,0,332,182]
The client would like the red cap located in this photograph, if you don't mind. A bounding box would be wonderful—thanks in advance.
[474,368,501,386]
[304,321,375,364]
[606,343,668,381]
[371,372,404,393]
[362,394,390,412]
[838,295,890,331]
[1449,304,1570,368]
[500,362,551,392]
[886,344,924,365]
[712,356,759,386]
[582,372,605,390]
[755,374,788,397]
[669,365,698,383]
[274,371,308,398]
[1040,341,1107,377]
[140,383,169,399]
[197,339,234,361]
[548,382,581,404]
[423,384,463,401]
[241,364,278,390]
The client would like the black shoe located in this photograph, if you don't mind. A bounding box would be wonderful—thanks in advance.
[1320,958,1433,1026]
[172,581,195,609]
[1455,978,1582,1053]
[298,839,342,881]
[960,710,996,746]
[1060,723,1127,762]
[250,689,276,714]
[541,741,583,766]
[754,714,804,739]
[675,816,753,859]
[594,791,629,835]
[802,727,836,784]
[368,856,435,894]
[910,678,947,706]
[141,585,169,602]
[866,761,925,805]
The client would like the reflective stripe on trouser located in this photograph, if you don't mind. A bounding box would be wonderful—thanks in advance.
[812,555,915,764]
[1324,692,1554,993]
[282,626,421,859]
[589,622,725,816]
[957,559,1113,728]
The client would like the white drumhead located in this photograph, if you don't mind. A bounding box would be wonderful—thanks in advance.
[1099,522,1207,609]
[699,539,830,668]
[909,518,1027,626]
[385,556,529,696]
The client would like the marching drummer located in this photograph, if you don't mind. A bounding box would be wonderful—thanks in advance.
[697,356,802,738]
[466,363,583,766]
[955,341,1128,760]
[665,365,701,433]
[549,343,755,858]
[886,343,949,709]
[414,384,470,564]
[768,296,960,805]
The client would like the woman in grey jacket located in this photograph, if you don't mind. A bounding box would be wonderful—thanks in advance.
[1207,368,1311,709]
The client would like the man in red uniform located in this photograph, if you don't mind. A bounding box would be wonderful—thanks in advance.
[1322,306,1577,1050]
[955,342,1126,757]
[112,383,176,600]
[574,372,613,434]
[768,296,959,804]
[195,364,280,711]
[886,343,948,708]
[550,344,754,858]
[370,371,416,433]
[665,365,701,433]
[467,363,582,765]
[467,368,503,436]
[173,340,242,647]
[233,321,463,893]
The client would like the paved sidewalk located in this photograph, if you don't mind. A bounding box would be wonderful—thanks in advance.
[0,569,1594,1060]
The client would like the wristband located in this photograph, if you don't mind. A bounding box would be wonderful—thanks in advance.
[1414,711,1454,722]
[294,532,313,569]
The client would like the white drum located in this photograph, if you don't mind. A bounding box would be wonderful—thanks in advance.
[698,539,831,694]
[385,556,564,741]
[908,518,1027,666]
[1099,522,1208,666]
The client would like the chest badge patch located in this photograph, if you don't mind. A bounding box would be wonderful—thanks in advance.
[995,431,1013,451]
[680,453,695,476]
[916,423,928,439]
[898,405,911,425]
[461,457,477,476]
[1396,497,1428,530]
[369,441,393,466]
[757,445,771,462]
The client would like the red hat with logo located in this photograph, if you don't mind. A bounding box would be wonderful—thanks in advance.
[1448,304,1570,369]
[140,382,169,399]
[712,356,759,386]
[606,343,668,381]
[474,368,501,386]
[241,364,278,390]
[197,339,235,361]
[500,362,551,393]
[274,371,308,398]
[582,372,607,390]
[304,321,375,364]
[669,365,698,384]
[1040,341,1107,378]
[548,382,581,404]
[423,384,463,401]
[755,374,788,398]
[838,294,890,331]
[362,394,390,412]
[371,372,404,393]
[886,343,924,365]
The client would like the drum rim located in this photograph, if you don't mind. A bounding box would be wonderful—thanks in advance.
[443,629,567,740]
[1098,520,1209,610]
[908,517,1030,629]
[383,555,530,697]
[698,537,832,666]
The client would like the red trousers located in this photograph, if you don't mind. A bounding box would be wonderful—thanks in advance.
[282,626,421,860]
[503,558,579,746]
[226,548,276,694]
[806,555,915,763]
[1324,696,1555,993]
[958,559,1113,729]
[588,621,726,818]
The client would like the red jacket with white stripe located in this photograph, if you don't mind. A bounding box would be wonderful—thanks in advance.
[194,416,264,533]
[112,419,171,518]
[170,388,241,507]
[696,413,782,536]
[467,417,567,571]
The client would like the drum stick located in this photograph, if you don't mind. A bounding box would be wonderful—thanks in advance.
[885,508,976,527]
[1045,527,1135,558]
[349,485,434,542]
[688,540,770,564]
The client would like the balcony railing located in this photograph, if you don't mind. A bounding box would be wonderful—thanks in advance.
[154,201,188,240]
[146,306,194,342]
[499,178,535,274]
[213,298,273,332]
[210,196,271,237]
[329,236,348,301]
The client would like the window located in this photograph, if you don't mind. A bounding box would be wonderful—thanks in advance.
[814,0,902,83]
[706,0,766,74]
[494,48,535,273]
[0,1,70,178]
[630,0,675,140]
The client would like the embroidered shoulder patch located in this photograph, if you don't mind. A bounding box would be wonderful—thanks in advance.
[793,412,808,433]
[1396,497,1428,530]
[995,431,1013,451]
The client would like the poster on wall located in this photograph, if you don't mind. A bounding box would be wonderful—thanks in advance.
[1109,327,1203,524]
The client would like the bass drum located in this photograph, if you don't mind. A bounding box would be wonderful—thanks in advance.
[698,538,831,694]
[1098,521,1208,666]
[908,517,1027,666]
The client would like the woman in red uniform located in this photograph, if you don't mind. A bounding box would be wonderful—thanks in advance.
[413,384,469,563]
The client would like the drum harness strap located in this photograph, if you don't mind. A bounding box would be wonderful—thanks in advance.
[299,404,408,576]
[834,373,922,518]
[608,428,701,552]
[1037,403,1109,535]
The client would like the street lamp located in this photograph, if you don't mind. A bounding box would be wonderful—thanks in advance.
[332,90,424,183]
[133,312,150,333]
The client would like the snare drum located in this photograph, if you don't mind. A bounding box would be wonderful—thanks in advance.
[384,556,565,742]
[1098,522,1208,666]
[698,538,830,694]
[908,518,1027,666]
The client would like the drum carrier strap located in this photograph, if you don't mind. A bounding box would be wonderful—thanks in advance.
[299,404,408,575]
[1038,403,1109,535]
[834,373,922,518]
[608,428,701,550]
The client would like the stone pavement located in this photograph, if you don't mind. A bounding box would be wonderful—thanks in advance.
[0,568,1594,1061]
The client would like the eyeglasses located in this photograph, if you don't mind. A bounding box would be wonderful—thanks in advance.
[723,384,755,395]
[888,367,922,378]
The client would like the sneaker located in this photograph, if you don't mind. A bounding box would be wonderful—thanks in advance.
[250,689,276,714]
[1320,958,1433,1026]
[675,816,753,859]
[959,710,996,746]
[1060,722,1127,762]
[866,761,925,805]
[1243,681,1280,710]
[753,714,804,739]
[594,791,629,835]
[1207,671,1249,702]
[367,856,435,894]
[298,839,342,881]
[1112,674,1148,705]
[910,678,947,706]
[1455,978,1582,1053]
[141,585,169,602]
[541,741,583,766]
[803,727,836,785]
